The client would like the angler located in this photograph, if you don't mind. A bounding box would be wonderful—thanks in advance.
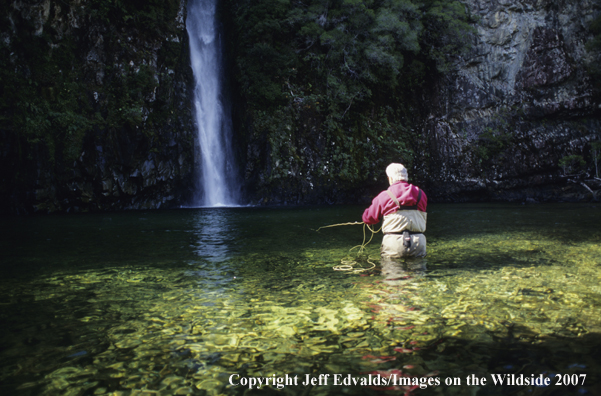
[362,163,428,259]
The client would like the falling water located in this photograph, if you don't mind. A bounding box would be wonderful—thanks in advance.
[187,0,239,206]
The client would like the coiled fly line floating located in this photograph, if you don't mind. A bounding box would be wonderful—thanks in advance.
[316,222,382,273]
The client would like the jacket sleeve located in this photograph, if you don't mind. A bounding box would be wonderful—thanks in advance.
[362,193,384,224]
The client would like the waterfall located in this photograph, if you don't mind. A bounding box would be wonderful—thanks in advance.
[186,0,239,207]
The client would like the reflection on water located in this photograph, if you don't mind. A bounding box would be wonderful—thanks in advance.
[381,257,428,282]
[0,203,600,395]
[190,209,237,263]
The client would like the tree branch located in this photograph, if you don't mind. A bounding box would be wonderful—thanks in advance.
[579,181,597,201]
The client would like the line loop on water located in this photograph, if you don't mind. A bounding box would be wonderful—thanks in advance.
[317,222,382,273]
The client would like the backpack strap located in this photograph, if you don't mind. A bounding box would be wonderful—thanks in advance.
[386,189,401,208]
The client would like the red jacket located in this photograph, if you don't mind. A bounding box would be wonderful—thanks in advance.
[362,181,427,225]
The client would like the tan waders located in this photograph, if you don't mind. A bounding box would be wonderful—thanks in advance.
[381,189,427,259]
[381,232,427,258]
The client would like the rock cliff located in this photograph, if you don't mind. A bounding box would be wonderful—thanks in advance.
[423,0,601,202]
[0,0,196,213]
[2,0,600,213]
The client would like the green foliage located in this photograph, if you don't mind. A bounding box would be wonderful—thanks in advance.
[559,155,586,176]
[89,0,180,36]
[422,0,475,73]
[228,0,473,105]
[0,32,93,165]
[0,0,189,210]
[474,127,512,161]
[102,64,158,131]
[467,113,513,176]
[226,0,473,194]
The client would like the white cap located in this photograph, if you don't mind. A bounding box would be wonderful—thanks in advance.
[386,163,408,183]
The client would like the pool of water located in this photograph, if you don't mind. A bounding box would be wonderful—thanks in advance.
[0,203,600,396]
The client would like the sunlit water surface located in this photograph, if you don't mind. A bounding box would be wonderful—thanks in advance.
[1,204,600,396]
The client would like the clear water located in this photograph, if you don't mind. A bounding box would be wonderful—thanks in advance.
[186,0,239,206]
[0,203,600,396]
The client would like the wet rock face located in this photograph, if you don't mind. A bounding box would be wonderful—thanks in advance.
[424,0,601,202]
[1,0,196,213]
[517,27,574,89]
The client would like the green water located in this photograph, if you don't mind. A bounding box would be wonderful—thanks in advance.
[1,204,600,396]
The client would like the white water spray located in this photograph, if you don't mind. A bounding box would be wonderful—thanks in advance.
[187,0,239,206]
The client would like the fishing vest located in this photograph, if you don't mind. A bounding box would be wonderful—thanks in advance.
[382,189,427,234]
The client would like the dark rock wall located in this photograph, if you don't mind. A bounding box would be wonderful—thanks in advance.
[423,0,601,202]
[2,0,600,213]
[1,0,196,213]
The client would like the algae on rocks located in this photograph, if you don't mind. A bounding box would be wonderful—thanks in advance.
[1,204,600,395]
